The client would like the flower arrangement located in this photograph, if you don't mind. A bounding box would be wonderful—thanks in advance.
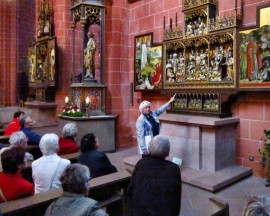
[259,129,270,179]
[61,103,84,117]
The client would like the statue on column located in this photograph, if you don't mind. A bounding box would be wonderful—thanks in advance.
[84,32,96,79]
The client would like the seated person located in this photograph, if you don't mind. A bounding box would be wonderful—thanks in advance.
[32,133,70,194]
[4,111,25,135]
[58,123,79,155]
[20,116,41,145]
[127,135,182,216]
[20,116,42,159]
[0,147,34,202]
[45,163,108,216]
[77,133,117,178]
[0,131,33,172]
[242,195,270,215]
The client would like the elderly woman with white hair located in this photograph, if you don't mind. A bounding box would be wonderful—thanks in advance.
[0,131,33,172]
[58,123,79,155]
[242,195,270,216]
[32,133,70,194]
[127,135,181,216]
[45,164,108,216]
[136,94,176,155]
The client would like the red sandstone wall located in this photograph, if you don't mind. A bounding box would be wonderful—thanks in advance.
[52,0,79,110]
[124,0,270,178]
[2,0,270,177]
[0,0,18,106]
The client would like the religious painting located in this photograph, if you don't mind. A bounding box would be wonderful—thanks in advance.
[134,33,163,91]
[27,37,56,87]
[239,6,270,89]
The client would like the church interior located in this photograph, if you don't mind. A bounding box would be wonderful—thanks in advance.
[1,0,270,215]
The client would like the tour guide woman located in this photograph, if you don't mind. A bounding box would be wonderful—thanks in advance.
[136,94,176,155]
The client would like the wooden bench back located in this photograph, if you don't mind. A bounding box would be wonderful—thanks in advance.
[0,170,131,216]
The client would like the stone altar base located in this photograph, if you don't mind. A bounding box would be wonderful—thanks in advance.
[124,155,252,192]
[125,113,252,192]
[24,102,57,127]
[58,115,118,152]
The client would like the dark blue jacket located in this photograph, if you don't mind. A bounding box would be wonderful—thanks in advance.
[77,150,117,178]
[20,128,41,145]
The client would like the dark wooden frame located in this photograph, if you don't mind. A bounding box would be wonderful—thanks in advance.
[134,33,163,91]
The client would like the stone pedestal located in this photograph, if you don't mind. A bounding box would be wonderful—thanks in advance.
[25,102,57,127]
[159,113,239,172]
[58,115,118,152]
[124,113,253,192]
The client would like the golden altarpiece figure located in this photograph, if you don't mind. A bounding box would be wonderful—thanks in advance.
[27,0,56,102]
[25,0,57,127]
[134,0,242,117]
[164,0,241,117]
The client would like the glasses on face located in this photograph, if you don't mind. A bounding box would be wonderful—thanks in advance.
[144,106,151,109]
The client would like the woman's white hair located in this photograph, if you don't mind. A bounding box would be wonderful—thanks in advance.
[9,131,27,147]
[62,123,78,138]
[148,135,170,158]
[39,133,59,156]
[139,100,151,113]
[242,195,270,216]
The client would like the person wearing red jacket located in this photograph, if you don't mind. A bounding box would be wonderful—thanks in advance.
[58,123,79,155]
[4,111,25,136]
[0,147,34,202]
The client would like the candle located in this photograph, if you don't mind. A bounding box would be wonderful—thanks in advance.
[176,13,178,27]
[85,96,90,105]
[170,18,172,30]
[65,96,69,104]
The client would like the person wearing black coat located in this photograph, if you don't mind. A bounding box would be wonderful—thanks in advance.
[77,133,117,178]
[127,135,182,216]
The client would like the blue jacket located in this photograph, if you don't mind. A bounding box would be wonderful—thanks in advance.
[136,102,170,153]
[21,128,41,145]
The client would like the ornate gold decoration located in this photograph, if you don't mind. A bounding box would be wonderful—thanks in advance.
[166,41,184,51]
[209,11,242,32]
[70,0,107,27]
[37,0,53,38]
[85,6,101,25]
[164,26,183,41]
[172,92,220,112]
[185,9,207,21]
[182,0,216,10]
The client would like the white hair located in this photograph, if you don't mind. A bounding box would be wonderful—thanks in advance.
[139,100,151,113]
[39,133,59,156]
[242,195,270,216]
[62,123,78,138]
[9,131,27,147]
[148,135,170,158]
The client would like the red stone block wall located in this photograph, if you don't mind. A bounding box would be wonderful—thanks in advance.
[3,0,270,177]
[123,0,270,178]
[0,0,18,106]
[52,0,75,113]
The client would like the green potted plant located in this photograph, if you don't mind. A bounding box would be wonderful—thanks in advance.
[259,129,270,181]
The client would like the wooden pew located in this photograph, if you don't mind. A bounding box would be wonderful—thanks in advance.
[60,152,79,163]
[209,197,229,216]
[0,136,10,144]
[0,170,131,216]
[0,128,5,136]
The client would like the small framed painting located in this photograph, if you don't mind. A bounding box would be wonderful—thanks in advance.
[134,33,163,91]
[239,5,270,90]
